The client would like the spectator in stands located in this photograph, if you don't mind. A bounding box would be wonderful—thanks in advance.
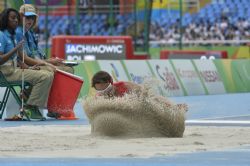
[0,8,53,120]
[150,14,249,44]
[16,4,74,73]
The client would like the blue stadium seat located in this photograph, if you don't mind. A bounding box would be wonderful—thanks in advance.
[100,14,107,21]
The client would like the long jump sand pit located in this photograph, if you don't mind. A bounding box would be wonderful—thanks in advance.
[0,125,250,158]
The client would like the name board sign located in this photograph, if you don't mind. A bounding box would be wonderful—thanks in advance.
[65,44,126,60]
[51,36,148,60]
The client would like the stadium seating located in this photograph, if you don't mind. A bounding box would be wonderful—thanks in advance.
[37,12,136,37]
[36,0,249,40]
[149,0,249,42]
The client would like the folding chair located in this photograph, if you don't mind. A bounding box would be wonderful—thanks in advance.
[0,71,30,120]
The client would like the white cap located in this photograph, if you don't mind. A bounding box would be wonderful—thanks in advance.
[19,4,38,16]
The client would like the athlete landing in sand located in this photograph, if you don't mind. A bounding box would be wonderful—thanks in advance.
[91,70,188,111]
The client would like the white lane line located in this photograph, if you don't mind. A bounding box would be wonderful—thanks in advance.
[200,114,250,120]
[186,120,250,124]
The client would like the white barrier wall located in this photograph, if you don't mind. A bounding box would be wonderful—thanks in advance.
[148,60,184,97]
[193,60,226,94]
[122,60,163,95]
[123,60,153,84]
[171,60,206,96]
[78,59,235,97]
[98,60,129,82]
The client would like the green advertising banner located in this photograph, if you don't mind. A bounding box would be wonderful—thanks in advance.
[213,60,247,93]
[74,61,100,98]
[73,62,87,99]
[232,60,250,91]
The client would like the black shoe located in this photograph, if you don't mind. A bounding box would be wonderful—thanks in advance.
[47,112,60,119]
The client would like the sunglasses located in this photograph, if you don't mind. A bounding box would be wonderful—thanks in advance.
[25,15,36,20]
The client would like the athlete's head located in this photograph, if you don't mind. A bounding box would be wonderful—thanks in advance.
[92,71,114,95]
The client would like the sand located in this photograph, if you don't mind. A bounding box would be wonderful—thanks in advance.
[0,125,250,158]
[83,89,187,138]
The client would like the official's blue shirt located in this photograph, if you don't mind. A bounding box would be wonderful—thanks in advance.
[0,30,18,60]
[16,26,45,60]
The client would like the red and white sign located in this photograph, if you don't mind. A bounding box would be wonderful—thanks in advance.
[148,60,184,96]
[52,36,148,60]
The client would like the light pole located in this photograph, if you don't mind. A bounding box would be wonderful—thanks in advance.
[179,0,183,50]
[4,0,7,8]
[45,0,48,57]
[109,0,114,35]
